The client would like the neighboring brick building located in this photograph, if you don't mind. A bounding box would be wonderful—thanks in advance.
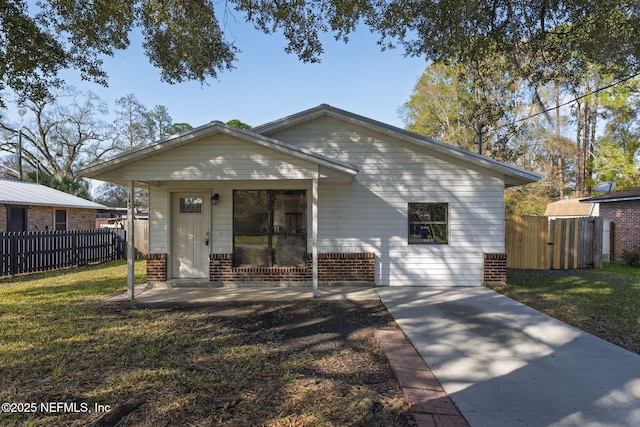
[0,180,106,232]
[582,187,640,261]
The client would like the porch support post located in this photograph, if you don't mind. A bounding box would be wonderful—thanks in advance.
[127,180,136,300]
[312,175,319,298]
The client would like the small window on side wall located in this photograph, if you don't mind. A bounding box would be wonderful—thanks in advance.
[408,203,448,244]
[55,209,67,231]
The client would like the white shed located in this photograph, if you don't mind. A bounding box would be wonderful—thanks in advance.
[80,105,539,289]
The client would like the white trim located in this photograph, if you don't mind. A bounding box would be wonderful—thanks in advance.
[312,175,319,297]
[78,121,359,180]
[127,180,135,300]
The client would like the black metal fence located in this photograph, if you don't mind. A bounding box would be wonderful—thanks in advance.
[0,229,126,277]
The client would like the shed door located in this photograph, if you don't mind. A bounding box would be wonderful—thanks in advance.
[171,192,209,278]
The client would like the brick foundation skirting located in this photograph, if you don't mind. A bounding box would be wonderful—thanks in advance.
[483,253,507,285]
[210,252,375,285]
[146,253,167,283]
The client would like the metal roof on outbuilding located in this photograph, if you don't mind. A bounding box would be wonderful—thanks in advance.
[0,180,106,209]
[580,186,640,203]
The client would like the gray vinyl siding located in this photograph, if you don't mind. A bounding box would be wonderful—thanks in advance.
[148,180,313,255]
[125,134,318,181]
[267,116,505,286]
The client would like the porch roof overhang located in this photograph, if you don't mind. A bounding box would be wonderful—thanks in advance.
[253,104,541,188]
[78,121,359,186]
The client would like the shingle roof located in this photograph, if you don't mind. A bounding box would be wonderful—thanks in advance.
[544,198,597,216]
[580,186,640,203]
[0,180,106,209]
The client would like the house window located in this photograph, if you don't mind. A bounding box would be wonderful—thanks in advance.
[408,203,448,244]
[7,206,27,232]
[54,209,67,230]
[233,190,307,267]
[180,197,203,214]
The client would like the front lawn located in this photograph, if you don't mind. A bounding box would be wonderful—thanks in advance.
[492,264,640,355]
[0,261,412,426]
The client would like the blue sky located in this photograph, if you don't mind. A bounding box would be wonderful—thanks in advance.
[61,21,428,129]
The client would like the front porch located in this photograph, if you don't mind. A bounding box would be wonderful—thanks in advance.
[110,284,380,303]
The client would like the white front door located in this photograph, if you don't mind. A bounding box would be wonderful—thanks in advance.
[171,192,209,279]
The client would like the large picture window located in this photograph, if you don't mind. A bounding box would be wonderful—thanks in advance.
[233,190,307,267]
[408,203,448,244]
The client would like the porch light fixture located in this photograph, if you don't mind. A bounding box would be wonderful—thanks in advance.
[211,193,220,205]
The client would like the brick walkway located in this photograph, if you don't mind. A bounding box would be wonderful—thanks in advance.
[375,330,469,427]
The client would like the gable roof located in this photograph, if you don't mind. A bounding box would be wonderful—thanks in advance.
[79,105,539,188]
[544,198,597,217]
[0,180,106,209]
[580,186,640,203]
[78,120,359,183]
[252,104,540,187]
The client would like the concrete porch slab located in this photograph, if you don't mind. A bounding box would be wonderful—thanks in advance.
[109,285,380,303]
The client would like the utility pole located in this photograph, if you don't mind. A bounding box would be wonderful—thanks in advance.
[18,130,23,181]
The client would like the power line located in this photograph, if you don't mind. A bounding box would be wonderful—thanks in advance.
[514,72,640,126]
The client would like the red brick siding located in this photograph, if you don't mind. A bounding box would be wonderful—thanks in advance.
[210,252,375,285]
[599,201,640,259]
[316,253,375,283]
[484,253,507,285]
[146,253,167,283]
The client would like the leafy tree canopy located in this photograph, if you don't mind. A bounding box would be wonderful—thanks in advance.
[2,0,639,107]
[226,119,251,129]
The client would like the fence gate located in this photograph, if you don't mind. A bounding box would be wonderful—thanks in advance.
[505,215,603,270]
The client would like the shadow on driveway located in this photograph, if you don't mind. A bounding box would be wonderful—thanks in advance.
[377,287,640,427]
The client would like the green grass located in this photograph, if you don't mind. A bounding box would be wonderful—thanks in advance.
[0,261,410,426]
[493,264,640,354]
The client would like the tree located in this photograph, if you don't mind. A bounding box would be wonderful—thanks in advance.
[401,61,544,163]
[401,63,477,150]
[0,0,235,107]
[113,94,150,149]
[227,119,251,129]
[592,76,640,189]
[93,182,149,209]
[145,105,173,141]
[2,1,639,107]
[0,87,117,182]
[24,171,90,199]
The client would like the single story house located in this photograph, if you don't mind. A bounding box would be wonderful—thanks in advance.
[79,105,539,287]
[544,198,599,219]
[0,179,106,232]
[581,186,640,261]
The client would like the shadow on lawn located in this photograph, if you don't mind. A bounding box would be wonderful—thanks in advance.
[1,295,413,426]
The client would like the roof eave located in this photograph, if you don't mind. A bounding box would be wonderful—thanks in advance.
[581,196,640,203]
[254,104,540,187]
[79,120,359,181]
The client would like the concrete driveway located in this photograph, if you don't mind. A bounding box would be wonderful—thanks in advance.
[376,287,640,427]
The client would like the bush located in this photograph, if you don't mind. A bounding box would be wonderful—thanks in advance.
[621,249,640,267]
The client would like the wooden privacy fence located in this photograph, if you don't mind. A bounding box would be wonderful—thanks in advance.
[505,215,603,269]
[0,229,125,277]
